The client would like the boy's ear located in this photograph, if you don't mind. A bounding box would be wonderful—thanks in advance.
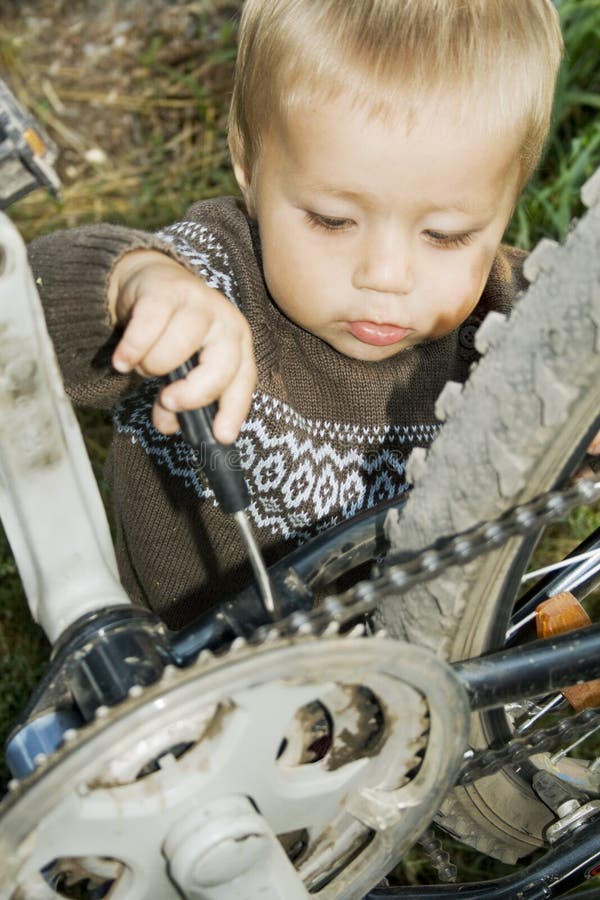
[233,158,256,216]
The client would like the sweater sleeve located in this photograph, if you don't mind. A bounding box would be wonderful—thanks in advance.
[27,223,195,408]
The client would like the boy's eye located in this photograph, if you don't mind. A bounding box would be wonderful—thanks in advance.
[305,211,353,232]
[425,229,474,248]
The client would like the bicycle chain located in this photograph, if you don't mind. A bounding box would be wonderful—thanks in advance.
[459,705,600,784]
[261,477,600,640]
[7,477,600,794]
[260,477,600,787]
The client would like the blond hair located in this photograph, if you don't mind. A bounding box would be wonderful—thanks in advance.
[228,0,563,188]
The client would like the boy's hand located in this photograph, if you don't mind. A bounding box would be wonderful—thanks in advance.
[108,249,256,443]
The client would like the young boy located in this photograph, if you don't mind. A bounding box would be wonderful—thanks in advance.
[28,0,564,629]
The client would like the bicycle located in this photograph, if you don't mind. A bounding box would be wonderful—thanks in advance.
[0,79,600,899]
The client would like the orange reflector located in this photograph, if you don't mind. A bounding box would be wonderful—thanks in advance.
[23,127,46,157]
[536,591,591,636]
[536,591,600,710]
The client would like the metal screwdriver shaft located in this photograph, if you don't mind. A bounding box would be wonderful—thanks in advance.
[167,361,279,618]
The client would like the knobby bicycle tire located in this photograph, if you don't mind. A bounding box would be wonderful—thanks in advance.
[376,170,600,862]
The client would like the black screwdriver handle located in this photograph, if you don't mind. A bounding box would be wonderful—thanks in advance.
[167,360,250,514]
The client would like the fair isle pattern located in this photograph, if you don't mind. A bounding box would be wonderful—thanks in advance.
[114,382,440,544]
[157,222,241,306]
[115,217,441,543]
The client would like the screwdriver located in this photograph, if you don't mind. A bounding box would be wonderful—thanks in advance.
[167,360,279,618]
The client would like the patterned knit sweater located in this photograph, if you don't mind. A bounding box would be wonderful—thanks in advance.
[28,197,527,629]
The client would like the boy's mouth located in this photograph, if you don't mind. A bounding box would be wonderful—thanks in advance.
[348,321,412,347]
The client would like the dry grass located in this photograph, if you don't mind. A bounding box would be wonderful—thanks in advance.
[3,0,240,239]
[0,0,599,890]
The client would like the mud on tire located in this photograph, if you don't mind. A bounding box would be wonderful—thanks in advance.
[376,169,600,863]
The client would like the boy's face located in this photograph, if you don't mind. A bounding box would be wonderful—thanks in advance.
[235,93,521,361]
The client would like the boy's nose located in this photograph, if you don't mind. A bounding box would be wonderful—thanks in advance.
[352,231,414,296]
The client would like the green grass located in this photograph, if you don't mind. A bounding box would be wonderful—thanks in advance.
[1,0,600,889]
[0,532,49,758]
[506,0,600,247]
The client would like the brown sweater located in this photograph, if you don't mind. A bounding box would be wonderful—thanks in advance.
[28,197,527,629]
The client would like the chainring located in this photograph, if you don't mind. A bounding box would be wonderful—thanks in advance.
[0,633,469,900]
[3,480,599,897]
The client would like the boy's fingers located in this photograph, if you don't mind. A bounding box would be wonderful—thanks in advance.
[158,316,253,410]
[155,341,256,443]
[210,344,257,443]
[112,296,174,373]
[137,308,218,377]
[151,400,181,435]
[110,269,256,441]
[153,363,255,443]
[160,342,243,412]
[211,359,257,444]
[112,278,220,374]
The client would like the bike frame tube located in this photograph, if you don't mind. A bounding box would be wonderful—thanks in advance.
[366,814,600,898]
[0,214,131,644]
[453,622,600,710]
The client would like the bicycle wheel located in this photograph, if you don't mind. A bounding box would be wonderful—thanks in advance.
[376,170,600,862]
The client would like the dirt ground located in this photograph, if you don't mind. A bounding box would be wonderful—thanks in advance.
[2,0,241,235]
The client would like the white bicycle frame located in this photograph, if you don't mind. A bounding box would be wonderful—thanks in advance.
[0,212,130,643]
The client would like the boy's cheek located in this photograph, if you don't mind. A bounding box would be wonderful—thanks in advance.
[430,252,497,335]
[428,305,473,339]
[427,276,484,339]
[428,244,508,339]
